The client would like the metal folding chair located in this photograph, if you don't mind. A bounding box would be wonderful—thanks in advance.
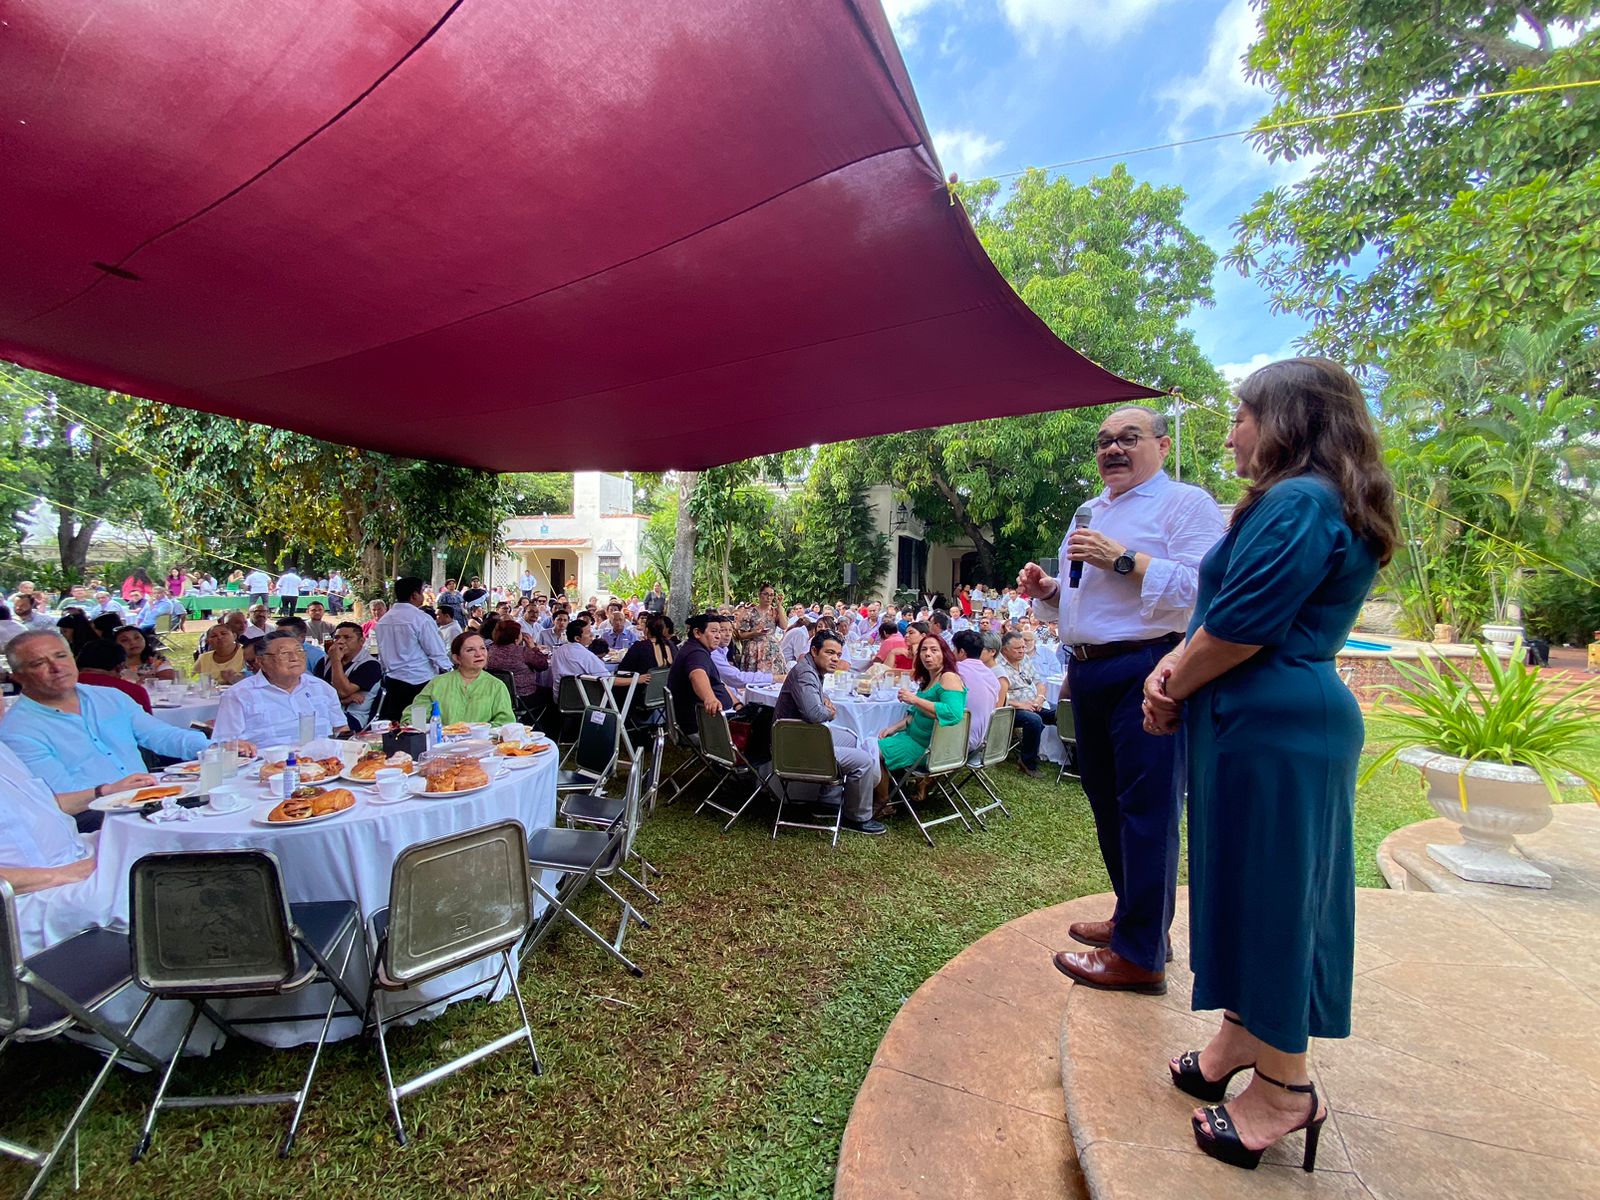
[888,713,973,847]
[769,719,845,846]
[1054,693,1081,783]
[948,705,1016,828]
[556,708,621,807]
[521,760,651,976]
[1,883,162,1200]
[655,700,708,804]
[692,708,764,832]
[555,674,588,746]
[122,851,364,1160]
[629,670,671,813]
[365,820,540,1146]
[581,673,642,764]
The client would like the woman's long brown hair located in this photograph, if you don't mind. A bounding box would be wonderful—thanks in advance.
[1235,357,1399,566]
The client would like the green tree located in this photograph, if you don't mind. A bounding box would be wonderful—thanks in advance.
[124,403,507,595]
[1229,1,1600,363]
[0,369,173,577]
[823,166,1235,585]
[1380,314,1599,635]
[503,473,573,515]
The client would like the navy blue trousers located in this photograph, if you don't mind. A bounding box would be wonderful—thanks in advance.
[1068,643,1184,973]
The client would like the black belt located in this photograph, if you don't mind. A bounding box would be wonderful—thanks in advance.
[1068,632,1181,662]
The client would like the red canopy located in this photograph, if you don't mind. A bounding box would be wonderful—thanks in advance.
[0,0,1160,471]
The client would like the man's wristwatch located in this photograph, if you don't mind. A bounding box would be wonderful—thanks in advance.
[1112,551,1136,575]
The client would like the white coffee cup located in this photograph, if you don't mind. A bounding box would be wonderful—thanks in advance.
[338,740,365,767]
[207,783,253,814]
[374,768,410,801]
[499,722,526,744]
[468,723,493,739]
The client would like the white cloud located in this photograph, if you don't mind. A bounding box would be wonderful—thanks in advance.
[997,0,1173,52]
[932,127,1006,178]
[883,0,943,47]
[1158,0,1263,137]
[1217,352,1275,384]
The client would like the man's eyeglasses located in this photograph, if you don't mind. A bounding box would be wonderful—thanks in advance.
[1094,432,1148,453]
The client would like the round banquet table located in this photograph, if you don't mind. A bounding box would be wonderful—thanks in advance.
[83,752,559,1047]
[744,683,904,743]
[148,692,220,728]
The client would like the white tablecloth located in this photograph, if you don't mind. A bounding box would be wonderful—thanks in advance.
[744,683,904,743]
[1040,675,1069,764]
[78,753,559,1046]
[148,695,220,728]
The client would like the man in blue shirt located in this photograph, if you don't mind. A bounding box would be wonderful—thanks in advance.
[135,585,186,633]
[1,631,215,795]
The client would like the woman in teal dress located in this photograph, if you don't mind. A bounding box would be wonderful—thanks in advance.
[1141,358,1397,1173]
[877,633,966,774]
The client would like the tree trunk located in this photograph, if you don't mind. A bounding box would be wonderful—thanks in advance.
[430,535,448,590]
[57,515,98,578]
[668,471,698,629]
[359,544,388,599]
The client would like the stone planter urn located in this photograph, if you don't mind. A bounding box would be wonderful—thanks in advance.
[1432,623,1455,644]
[1397,747,1555,888]
[1480,623,1524,654]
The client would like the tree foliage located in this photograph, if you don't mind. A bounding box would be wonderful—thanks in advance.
[0,368,173,576]
[1230,1,1600,363]
[1378,313,1599,636]
[815,166,1236,585]
[124,403,507,594]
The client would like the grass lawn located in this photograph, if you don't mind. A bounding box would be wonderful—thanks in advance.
[1,735,1446,1200]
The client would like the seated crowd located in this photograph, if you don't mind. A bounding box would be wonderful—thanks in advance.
[0,569,1058,955]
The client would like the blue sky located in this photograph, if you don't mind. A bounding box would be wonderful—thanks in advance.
[887,0,1312,380]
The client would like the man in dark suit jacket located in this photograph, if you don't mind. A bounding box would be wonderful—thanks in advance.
[773,631,885,836]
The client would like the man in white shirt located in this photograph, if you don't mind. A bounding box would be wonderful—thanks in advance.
[712,616,778,699]
[240,604,273,642]
[326,570,348,614]
[518,569,538,599]
[374,576,452,721]
[12,593,57,632]
[212,630,346,747]
[244,567,272,606]
[434,606,463,647]
[273,566,303,617]
[548,619,611,692]
[1020,406,1225,995]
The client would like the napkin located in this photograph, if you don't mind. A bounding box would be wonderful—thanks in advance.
[145,798,200,823]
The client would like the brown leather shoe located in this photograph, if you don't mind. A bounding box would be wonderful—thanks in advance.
[1068,919,1114,948]
[1052,948,1167,995]
[1069,920,1175,962]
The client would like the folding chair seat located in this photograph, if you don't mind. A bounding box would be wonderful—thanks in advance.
[1,883,161,1200]
[888,713,973,847]
[629,670,671,813]
[948,705,1016,828]
[1054,693,1081,783]
[521,761,650,976]
[556,708,621,807]
[560,766,662,903]
[692,708,764,832]
[365,821,540,1146]
[768,719,845,846]
[122,851,364,1160]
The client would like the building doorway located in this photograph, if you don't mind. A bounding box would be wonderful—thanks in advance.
[549,557,566,594]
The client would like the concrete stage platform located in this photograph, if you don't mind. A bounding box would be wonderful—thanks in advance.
[837,881,1600,1199]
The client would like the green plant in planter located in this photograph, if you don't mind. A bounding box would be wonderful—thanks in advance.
[1360,640,1600,808]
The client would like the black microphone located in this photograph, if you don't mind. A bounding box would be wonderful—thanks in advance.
[1068,504,1093,589]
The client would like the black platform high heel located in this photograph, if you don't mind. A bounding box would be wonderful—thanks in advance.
[1192,1069,1326,1172]
[1169,1013,1254,1102]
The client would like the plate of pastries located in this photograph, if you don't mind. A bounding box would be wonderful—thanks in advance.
[415,756,492,797]
[259,756,344,784]
[343,750,415,782]
[257,785,359,825]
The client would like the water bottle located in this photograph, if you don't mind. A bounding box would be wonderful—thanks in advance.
[428,701,443,750]
[281,750,300,798]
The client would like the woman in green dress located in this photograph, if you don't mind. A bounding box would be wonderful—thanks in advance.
[877,632,966,776]
[414,632,516,727]
[1141,358,1397,1172]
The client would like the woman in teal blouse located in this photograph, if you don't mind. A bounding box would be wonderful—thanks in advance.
[877,633,966,773]
[1142,358,1398,1173]
[414,632,515,727]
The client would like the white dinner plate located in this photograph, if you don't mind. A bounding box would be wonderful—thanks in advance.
[91,783,199,813]
[412,780,493,800]
[501,755,541,771]
[251,794,362,827]
[339,761,415,784]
